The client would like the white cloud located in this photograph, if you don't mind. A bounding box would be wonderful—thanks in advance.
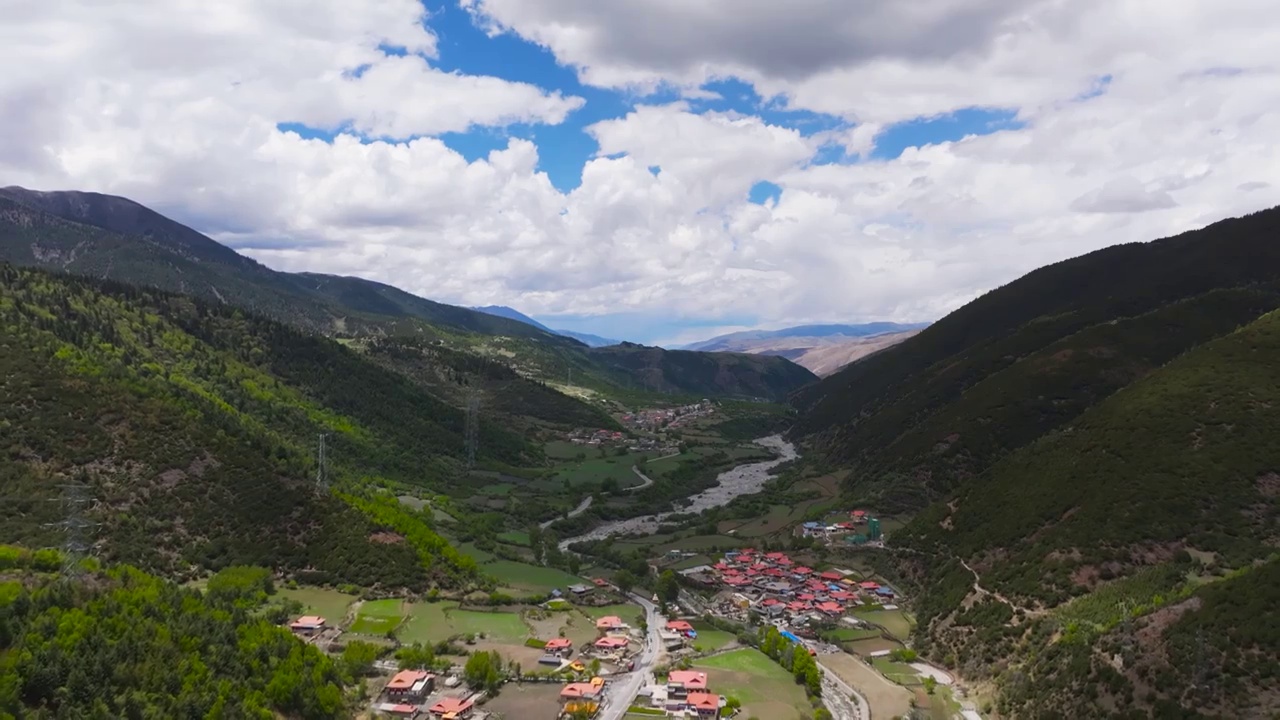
[2,0,1280,343]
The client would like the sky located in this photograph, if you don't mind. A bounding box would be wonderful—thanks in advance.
[2,1,1279,346]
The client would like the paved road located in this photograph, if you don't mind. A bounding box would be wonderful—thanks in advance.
[625,451,681,493]
[596,593,663,720]
[539,495,594,529]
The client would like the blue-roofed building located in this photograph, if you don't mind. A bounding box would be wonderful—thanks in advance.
[875,586,895,598]
[780,630,803,644]
[802,522,822,530]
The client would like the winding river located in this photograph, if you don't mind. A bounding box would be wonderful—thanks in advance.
[558,434,798,550]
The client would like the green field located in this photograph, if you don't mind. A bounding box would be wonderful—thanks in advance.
[696,649,812,719]
[554,451,657,488]
[397,602,530,644]
[545,440,587,460]
[581,604,641,620]
[690,622,736,653]
[872,657,922,686]
[826,627,882,642]
[498,530,531,546]
[854,608,914,640]
[486,560,585,593]
[350,599,406,635]
[276,587,357,627]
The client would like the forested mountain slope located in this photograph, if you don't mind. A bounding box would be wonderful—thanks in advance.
[895,308,1280,717]
[0,264,501,587]
[792,206,1280,506]
[0,557,349,719]
[587,342,819,401]
[0,188,815,401]
[0,188,563,342]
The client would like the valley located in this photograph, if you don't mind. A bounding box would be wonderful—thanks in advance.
[2,186,1279,720]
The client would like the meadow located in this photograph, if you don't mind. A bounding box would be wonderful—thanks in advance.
[275,586,357,626]
[397,601,530,644]
[350,598,405,635]
[696,649,813,720]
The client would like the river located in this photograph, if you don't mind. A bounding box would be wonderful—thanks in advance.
[558,434,798,550]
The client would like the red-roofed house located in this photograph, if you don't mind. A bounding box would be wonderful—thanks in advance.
[794,566,813,575]
[817,602,844,616]
[560,680,604,701]
[289,615,326,635]
[668,670,708,698]
[775,557,794,566]
[374,703,420,719]
[594,636,629,650]
[686,692,725,718]
[596,616,624,632]
[545,637,574,656]
[820,571,844,582]
[831,591,857,602]
[859,581,880,590]
[385,670,434,701]
[592,577,610,587]
[427,697,474,719]
[787,601,809,613]
[797,593,816,601]
[765,552,787,560]
[667,620,694,634]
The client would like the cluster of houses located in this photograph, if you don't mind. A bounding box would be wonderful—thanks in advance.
[636,669,725,718]
[620,400,714,430]
[567,428,628,446]
[531,615,644,717]
[798,510,883,546]
[682,548,898,624]
[374,670,477,719]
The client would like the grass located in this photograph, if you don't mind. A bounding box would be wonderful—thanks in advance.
[545,440,586,460]
[498,530,531,546]
[854,608,914,640]
[690,621,736,653]
[580,604,641,620]
[481,681,564,720]
[457,542,496,564]
[696,649,812,720]
[826,627,882,642]
[554,451,657,488]
[276,586,357,627]
[397,601,530,644]
[350,598,405,635]
[872,657,923,686]
[485,560,584,593]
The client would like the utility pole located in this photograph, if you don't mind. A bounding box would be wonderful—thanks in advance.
[315,433,328,491]
[465,391,480,469]
[43,480,98,578]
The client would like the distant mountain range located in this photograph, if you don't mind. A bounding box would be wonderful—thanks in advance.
[681,322,929,375]
[472,304,621,347]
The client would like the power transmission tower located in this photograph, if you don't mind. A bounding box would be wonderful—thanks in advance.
[315,433,329,490]
[43,480,98,578]
[465,392,480,469]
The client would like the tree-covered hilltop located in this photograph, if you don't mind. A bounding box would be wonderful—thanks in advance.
[0,264,491,586]
[0,551,349,719]
[892,306,1280,717]
[793,206,1280,470]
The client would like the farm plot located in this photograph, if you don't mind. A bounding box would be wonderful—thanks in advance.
[854,608,914,640]
[486,560,584,594]
[350,599,406,635]
[820,652,914,720]
[696,649,813,720]
[482,681,565,720]
[690,622,737,653]
[397,602,530,645]
[276,586,357,627]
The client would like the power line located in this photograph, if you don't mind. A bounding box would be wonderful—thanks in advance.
[465,391,480,469]
[315,433,329,491]
[43,480,99,578]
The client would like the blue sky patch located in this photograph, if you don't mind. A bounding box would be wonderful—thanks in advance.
[749,180,782,205]
[872,107,1024,159]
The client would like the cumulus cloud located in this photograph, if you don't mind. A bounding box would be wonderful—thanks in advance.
[2,0,1280,342]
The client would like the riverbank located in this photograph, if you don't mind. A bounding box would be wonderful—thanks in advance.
[559,435,797,549]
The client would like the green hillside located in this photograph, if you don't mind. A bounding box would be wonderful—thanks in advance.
[587,342,818,401]
[0,264,497,586]
[0,188,818,403]
[793,207,1280,505]
[0,554,350,718]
